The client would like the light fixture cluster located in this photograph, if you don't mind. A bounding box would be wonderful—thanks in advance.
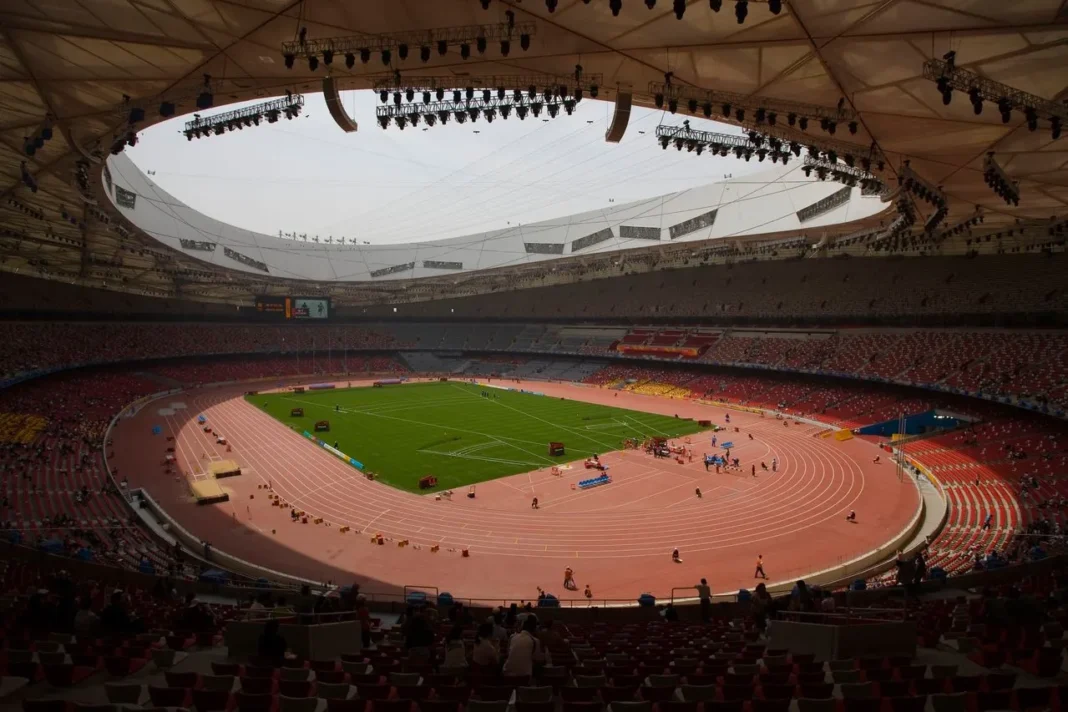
[982,153,1020,207]
[370,72,602,105]
[881,208,916,243]
[59,205,86,229]
[19,161,39,193]
[742,121,888,176]
[756,129,885,175]
[74,160,91,197]
[281,21,534,71]
[85,205,112,225]
[923,204,948,234]
[823,225,886,249]
[23,116,54,157]
[113,75,213,132]
[925,54,1065,140]
[183,93,305,140]
[936,209,984,241]
[654,123,793,162]
[801,155,885,194]
[899,160,947,213]
[543,0,781,23]
[648,81,857,137]
[1044,217,1068,237]
[109,129,140,155]
[375,83,587,129]
[8,194,43,218]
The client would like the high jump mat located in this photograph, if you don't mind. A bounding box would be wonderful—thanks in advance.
[210,460,242,479]
[191,479,229,505]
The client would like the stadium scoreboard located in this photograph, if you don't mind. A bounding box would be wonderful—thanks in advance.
[254,296,331,320]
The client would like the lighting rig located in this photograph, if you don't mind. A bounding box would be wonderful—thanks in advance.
[374,79,593,129]
[749,122,888,176]
[115,74,214,127]
[183,93,305,140]
[648,81,857,136]
[654,123,793,162]
[7,194,43,219]
[72,160,98,206]
[19,161,38,193]
[897,160,947,220]
[821,225,884,249]
[370,72,602,103]
[656,121,892,191]
[923,54,1066,139]
[281,21,535,70]
[935,208,984,242]
[1045,217,1068,238]
[923,204,948,233]
[110,129,142,155]
[85,205,111,225]
[23,116,55,157]
[869,209,916,249]
[982,153,1020,207]
[541,0,783,23]
[801,155,886,195]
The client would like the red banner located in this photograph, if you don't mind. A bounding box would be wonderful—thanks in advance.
[616,343,701,358]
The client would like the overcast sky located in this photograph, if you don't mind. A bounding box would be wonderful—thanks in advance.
[129,90,762,245]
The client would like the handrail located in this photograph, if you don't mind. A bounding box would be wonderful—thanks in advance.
[404,585,440,605]
[775,606,908,623]
[670,586,698,603]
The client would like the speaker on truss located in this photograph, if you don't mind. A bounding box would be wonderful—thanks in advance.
[322,76,358,133]
[604,92,632,143]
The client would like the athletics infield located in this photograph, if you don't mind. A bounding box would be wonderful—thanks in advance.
[110,377,920,604]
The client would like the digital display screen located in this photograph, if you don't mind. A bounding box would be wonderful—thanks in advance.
[292,298,330,320]
[254,296,331,320]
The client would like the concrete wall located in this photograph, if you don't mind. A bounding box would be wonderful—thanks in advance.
[768,620,917,660]
[224,620,362,660]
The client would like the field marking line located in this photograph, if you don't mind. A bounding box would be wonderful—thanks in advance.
[288,478,350,507]
[416,448,546,468]
[535,464,666,511]
[364,509,391,531]
[444,384,560,466]
[450,383,621,452]
[593,474,705,511]
[283,395,554,449]
[483,478,529,496]
[454,426,554,468]
[350,395,478,416]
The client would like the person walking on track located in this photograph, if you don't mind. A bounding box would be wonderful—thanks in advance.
[755,555,768,580]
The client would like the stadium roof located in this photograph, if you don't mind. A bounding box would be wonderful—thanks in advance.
[1,0,1066,303]
[106,152,886,281]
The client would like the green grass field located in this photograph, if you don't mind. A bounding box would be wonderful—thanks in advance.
[248,381,706,493]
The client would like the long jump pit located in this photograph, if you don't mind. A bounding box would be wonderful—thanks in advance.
[111,377,920,603]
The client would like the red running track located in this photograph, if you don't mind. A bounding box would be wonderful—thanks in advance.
[111,378,919,603]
